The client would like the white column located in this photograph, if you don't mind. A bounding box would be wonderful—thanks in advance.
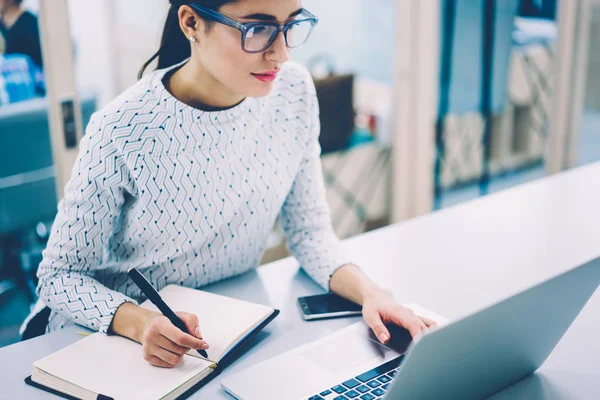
[391,0,439,222]
[38,0,82,200]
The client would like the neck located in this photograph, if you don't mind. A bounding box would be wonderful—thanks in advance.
[1,5,24,29]
[167,57,245,111]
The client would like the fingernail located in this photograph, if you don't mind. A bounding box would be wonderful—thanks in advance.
[202,343,209,349]
[379,333,388,343]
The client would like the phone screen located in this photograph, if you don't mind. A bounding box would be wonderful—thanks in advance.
[301,293,362,314]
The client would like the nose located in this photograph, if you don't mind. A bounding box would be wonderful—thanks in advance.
[265,31,289,64]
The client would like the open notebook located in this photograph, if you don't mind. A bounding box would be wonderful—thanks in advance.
[26,285,279,400]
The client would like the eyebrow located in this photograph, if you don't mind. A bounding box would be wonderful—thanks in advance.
[240,8,304,22]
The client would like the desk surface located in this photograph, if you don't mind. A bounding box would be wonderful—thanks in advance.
[2,162,600,399]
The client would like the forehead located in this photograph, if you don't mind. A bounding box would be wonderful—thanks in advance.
[221,0,304,21]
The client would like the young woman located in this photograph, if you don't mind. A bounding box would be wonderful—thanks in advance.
[0,0,43,68]
[22,0,436,368]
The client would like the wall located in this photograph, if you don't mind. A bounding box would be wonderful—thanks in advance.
[49,0,166,109]
[113,0,167,92]
[291,0,395,84]
[67,0,118,108]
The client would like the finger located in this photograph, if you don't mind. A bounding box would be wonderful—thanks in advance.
[148,343,184,367]
[156,334,191,355]
[144,354,174,368]
[410,316,425,338]
[391,311,424,339]
[363,310,390,344]
[177,312,202,339]
[159,318,209,350]
[419,316,438,328]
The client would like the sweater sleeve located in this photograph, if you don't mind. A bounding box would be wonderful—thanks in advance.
[36,113,138,334]
[278,75,354,291]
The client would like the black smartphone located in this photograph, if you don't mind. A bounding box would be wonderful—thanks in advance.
[297,293,362,320]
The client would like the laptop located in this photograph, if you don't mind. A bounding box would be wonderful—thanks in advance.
[221,256,600,400]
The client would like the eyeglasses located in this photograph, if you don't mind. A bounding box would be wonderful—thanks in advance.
[189,4,319,53]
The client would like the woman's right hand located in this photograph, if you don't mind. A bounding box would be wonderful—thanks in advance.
[110,303,209,368]
[141,311,210,368]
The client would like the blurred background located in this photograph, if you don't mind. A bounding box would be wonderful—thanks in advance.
[1,0,598,347]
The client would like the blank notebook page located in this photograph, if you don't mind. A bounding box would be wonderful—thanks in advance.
[34,333,213,400]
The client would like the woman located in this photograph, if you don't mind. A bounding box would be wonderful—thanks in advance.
[22,0,437,368]
[0,0,43,69]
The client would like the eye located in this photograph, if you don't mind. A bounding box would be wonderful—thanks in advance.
[250,25,269,35]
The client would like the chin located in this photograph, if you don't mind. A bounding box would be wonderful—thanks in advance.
[243,79,275,98]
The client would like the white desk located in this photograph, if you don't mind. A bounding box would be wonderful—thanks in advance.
[2,162,600,399]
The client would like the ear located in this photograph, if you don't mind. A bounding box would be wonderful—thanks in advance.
[177,5,206,42]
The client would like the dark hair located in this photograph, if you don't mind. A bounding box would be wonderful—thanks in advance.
[138,0,237,79]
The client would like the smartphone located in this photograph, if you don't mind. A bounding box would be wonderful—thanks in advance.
[297,293,362,320]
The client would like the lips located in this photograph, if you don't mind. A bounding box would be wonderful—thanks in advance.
[252,70,279,83]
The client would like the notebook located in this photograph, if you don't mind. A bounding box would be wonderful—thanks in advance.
[26,284,279,400]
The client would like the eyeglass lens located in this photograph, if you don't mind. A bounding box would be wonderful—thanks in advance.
[244,20,313,52]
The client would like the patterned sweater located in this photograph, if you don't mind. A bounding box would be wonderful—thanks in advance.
[23,60,352,334]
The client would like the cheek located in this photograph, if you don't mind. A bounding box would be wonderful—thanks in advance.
[203,40,273,97]
[205,35,246,75]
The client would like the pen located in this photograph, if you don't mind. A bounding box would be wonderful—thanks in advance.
[127,267,209,358]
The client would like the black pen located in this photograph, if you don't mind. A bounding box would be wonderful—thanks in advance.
[127,267,209,358]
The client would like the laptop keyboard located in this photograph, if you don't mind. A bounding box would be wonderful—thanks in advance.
[307,356,404,400]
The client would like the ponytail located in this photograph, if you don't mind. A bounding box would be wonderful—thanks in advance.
[138,0,237,80]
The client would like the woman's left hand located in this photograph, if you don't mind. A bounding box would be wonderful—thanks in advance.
[361,290,438,344]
